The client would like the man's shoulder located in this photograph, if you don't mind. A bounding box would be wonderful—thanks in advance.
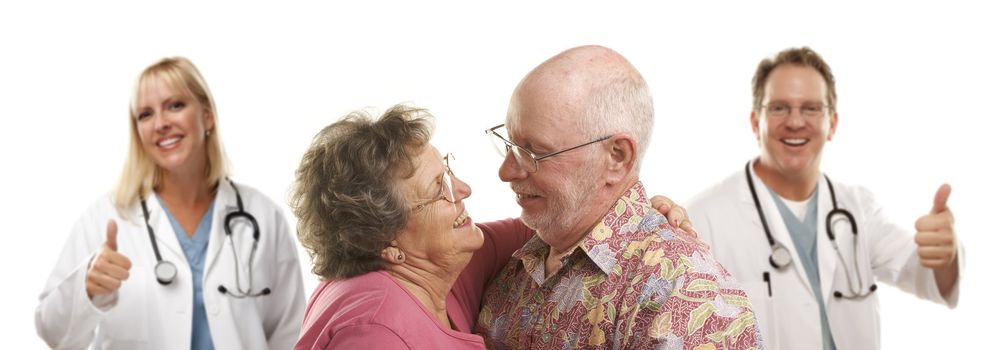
[627,223,744,287]
[642,227,716,266]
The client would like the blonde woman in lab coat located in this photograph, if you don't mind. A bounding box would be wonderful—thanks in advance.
[35,57,305,350]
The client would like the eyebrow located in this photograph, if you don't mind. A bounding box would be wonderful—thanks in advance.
[511,133,552,154]
[137,95,182,110]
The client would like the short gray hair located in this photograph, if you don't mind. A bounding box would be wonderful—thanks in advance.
[580,76,654,171]
[290,105,433,280]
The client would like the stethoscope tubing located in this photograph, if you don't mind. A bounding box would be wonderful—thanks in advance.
[139,179,270,297]
[745,160,875,299]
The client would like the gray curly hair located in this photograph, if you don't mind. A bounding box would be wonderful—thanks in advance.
[290,104,433,280]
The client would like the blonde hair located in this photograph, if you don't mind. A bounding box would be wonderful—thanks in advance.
[113,57,230,213]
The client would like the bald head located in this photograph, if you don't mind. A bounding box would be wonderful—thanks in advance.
[519,45,644,92]
[508,45,653,172]
[498,45,654,251]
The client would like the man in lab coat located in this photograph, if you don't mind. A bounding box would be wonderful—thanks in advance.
[686,47,962,349]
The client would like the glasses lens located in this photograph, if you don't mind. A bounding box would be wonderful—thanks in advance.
[510,146,537,173]
[489,132,510,158]
[801,104,825,117]
[487,126,537,172]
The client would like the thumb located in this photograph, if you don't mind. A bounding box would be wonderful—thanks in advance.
[105,219,118,251]
[930,183,952,214]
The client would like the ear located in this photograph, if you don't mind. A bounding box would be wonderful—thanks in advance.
[380,242,405,264]
[750,110,762,141]
[603,133,637,185]
[827,111,839,141]
[203,105,215,134]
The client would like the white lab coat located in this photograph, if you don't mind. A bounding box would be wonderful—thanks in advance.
[36,179,305,350]
[686,167,962,350]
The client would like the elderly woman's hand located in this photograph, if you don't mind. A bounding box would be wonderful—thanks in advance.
[651,195,697,237]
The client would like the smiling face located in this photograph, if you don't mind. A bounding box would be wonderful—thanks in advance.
[133,75,214,177]
[395,145,483,265]
[498,85,604,245]
[752,64,838,181]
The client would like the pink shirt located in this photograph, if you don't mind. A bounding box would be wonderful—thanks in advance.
[296,219,533,349]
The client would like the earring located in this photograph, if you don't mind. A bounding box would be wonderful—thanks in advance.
[396,253,404,261]
[205,129,212,137]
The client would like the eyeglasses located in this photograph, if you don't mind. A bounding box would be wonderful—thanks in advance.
[412,153,457,211]
[759,102,831,118]
[485,124,611,173]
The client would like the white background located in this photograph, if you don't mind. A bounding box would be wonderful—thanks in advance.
[2,1,999,348]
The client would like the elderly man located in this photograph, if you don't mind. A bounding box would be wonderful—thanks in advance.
[476,45,761,349]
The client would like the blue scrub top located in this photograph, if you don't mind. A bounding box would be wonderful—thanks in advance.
[159,197,216,350]
[768,189,837,350]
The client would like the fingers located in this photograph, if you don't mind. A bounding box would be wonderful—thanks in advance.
[105,219,118,251]
[918,244,955,269]
[914,211,954,232]
[95,256,132,280]
[86,279,112,298]
[914,230,955,247]
[668,206,688,228]
[86,254,130,299]
[650,195,697,237]
[87,268,124,291]
[86,223,132,300]
[919,257,953,269]
[103,250,133,271]
[679,219,699,237]
[651,195,677,214]
[930,183,951,214]
[917,245,954,260]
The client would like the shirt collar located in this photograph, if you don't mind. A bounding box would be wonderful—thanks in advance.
[512,181,663,277]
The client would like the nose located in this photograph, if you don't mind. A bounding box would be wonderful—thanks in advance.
[453,174,472,201]
[498,151,527,183]
[784,109,807,129]
[153,112,170,134]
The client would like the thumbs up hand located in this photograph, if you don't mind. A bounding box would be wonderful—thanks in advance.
[86,219,133,299]
[914,184,957,270]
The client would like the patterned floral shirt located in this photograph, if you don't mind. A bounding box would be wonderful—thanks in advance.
[476,182,762,349]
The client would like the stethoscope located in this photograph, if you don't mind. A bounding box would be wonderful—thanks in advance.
[745,161,876,299]
[140,179,271,298]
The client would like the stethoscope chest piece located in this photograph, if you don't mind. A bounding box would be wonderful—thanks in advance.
[769,245,792,269]
[155,260,177,285]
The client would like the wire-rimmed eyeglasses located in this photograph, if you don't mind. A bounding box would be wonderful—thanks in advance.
[412,153,457,211]
[485,124,611,173]
[759,102,832,118]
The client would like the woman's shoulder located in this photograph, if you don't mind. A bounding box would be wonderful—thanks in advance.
[304,272,409,328]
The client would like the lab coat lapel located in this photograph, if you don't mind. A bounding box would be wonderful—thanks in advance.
[141,193,186,264]
[204,179,236,279]
[743,167,812,291]
[816,175,838,306]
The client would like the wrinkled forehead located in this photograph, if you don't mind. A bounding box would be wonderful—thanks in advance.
[505,82,586,146]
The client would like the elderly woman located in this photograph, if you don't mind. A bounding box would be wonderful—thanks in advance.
[290,105,689,349]
[36,57,305,350]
